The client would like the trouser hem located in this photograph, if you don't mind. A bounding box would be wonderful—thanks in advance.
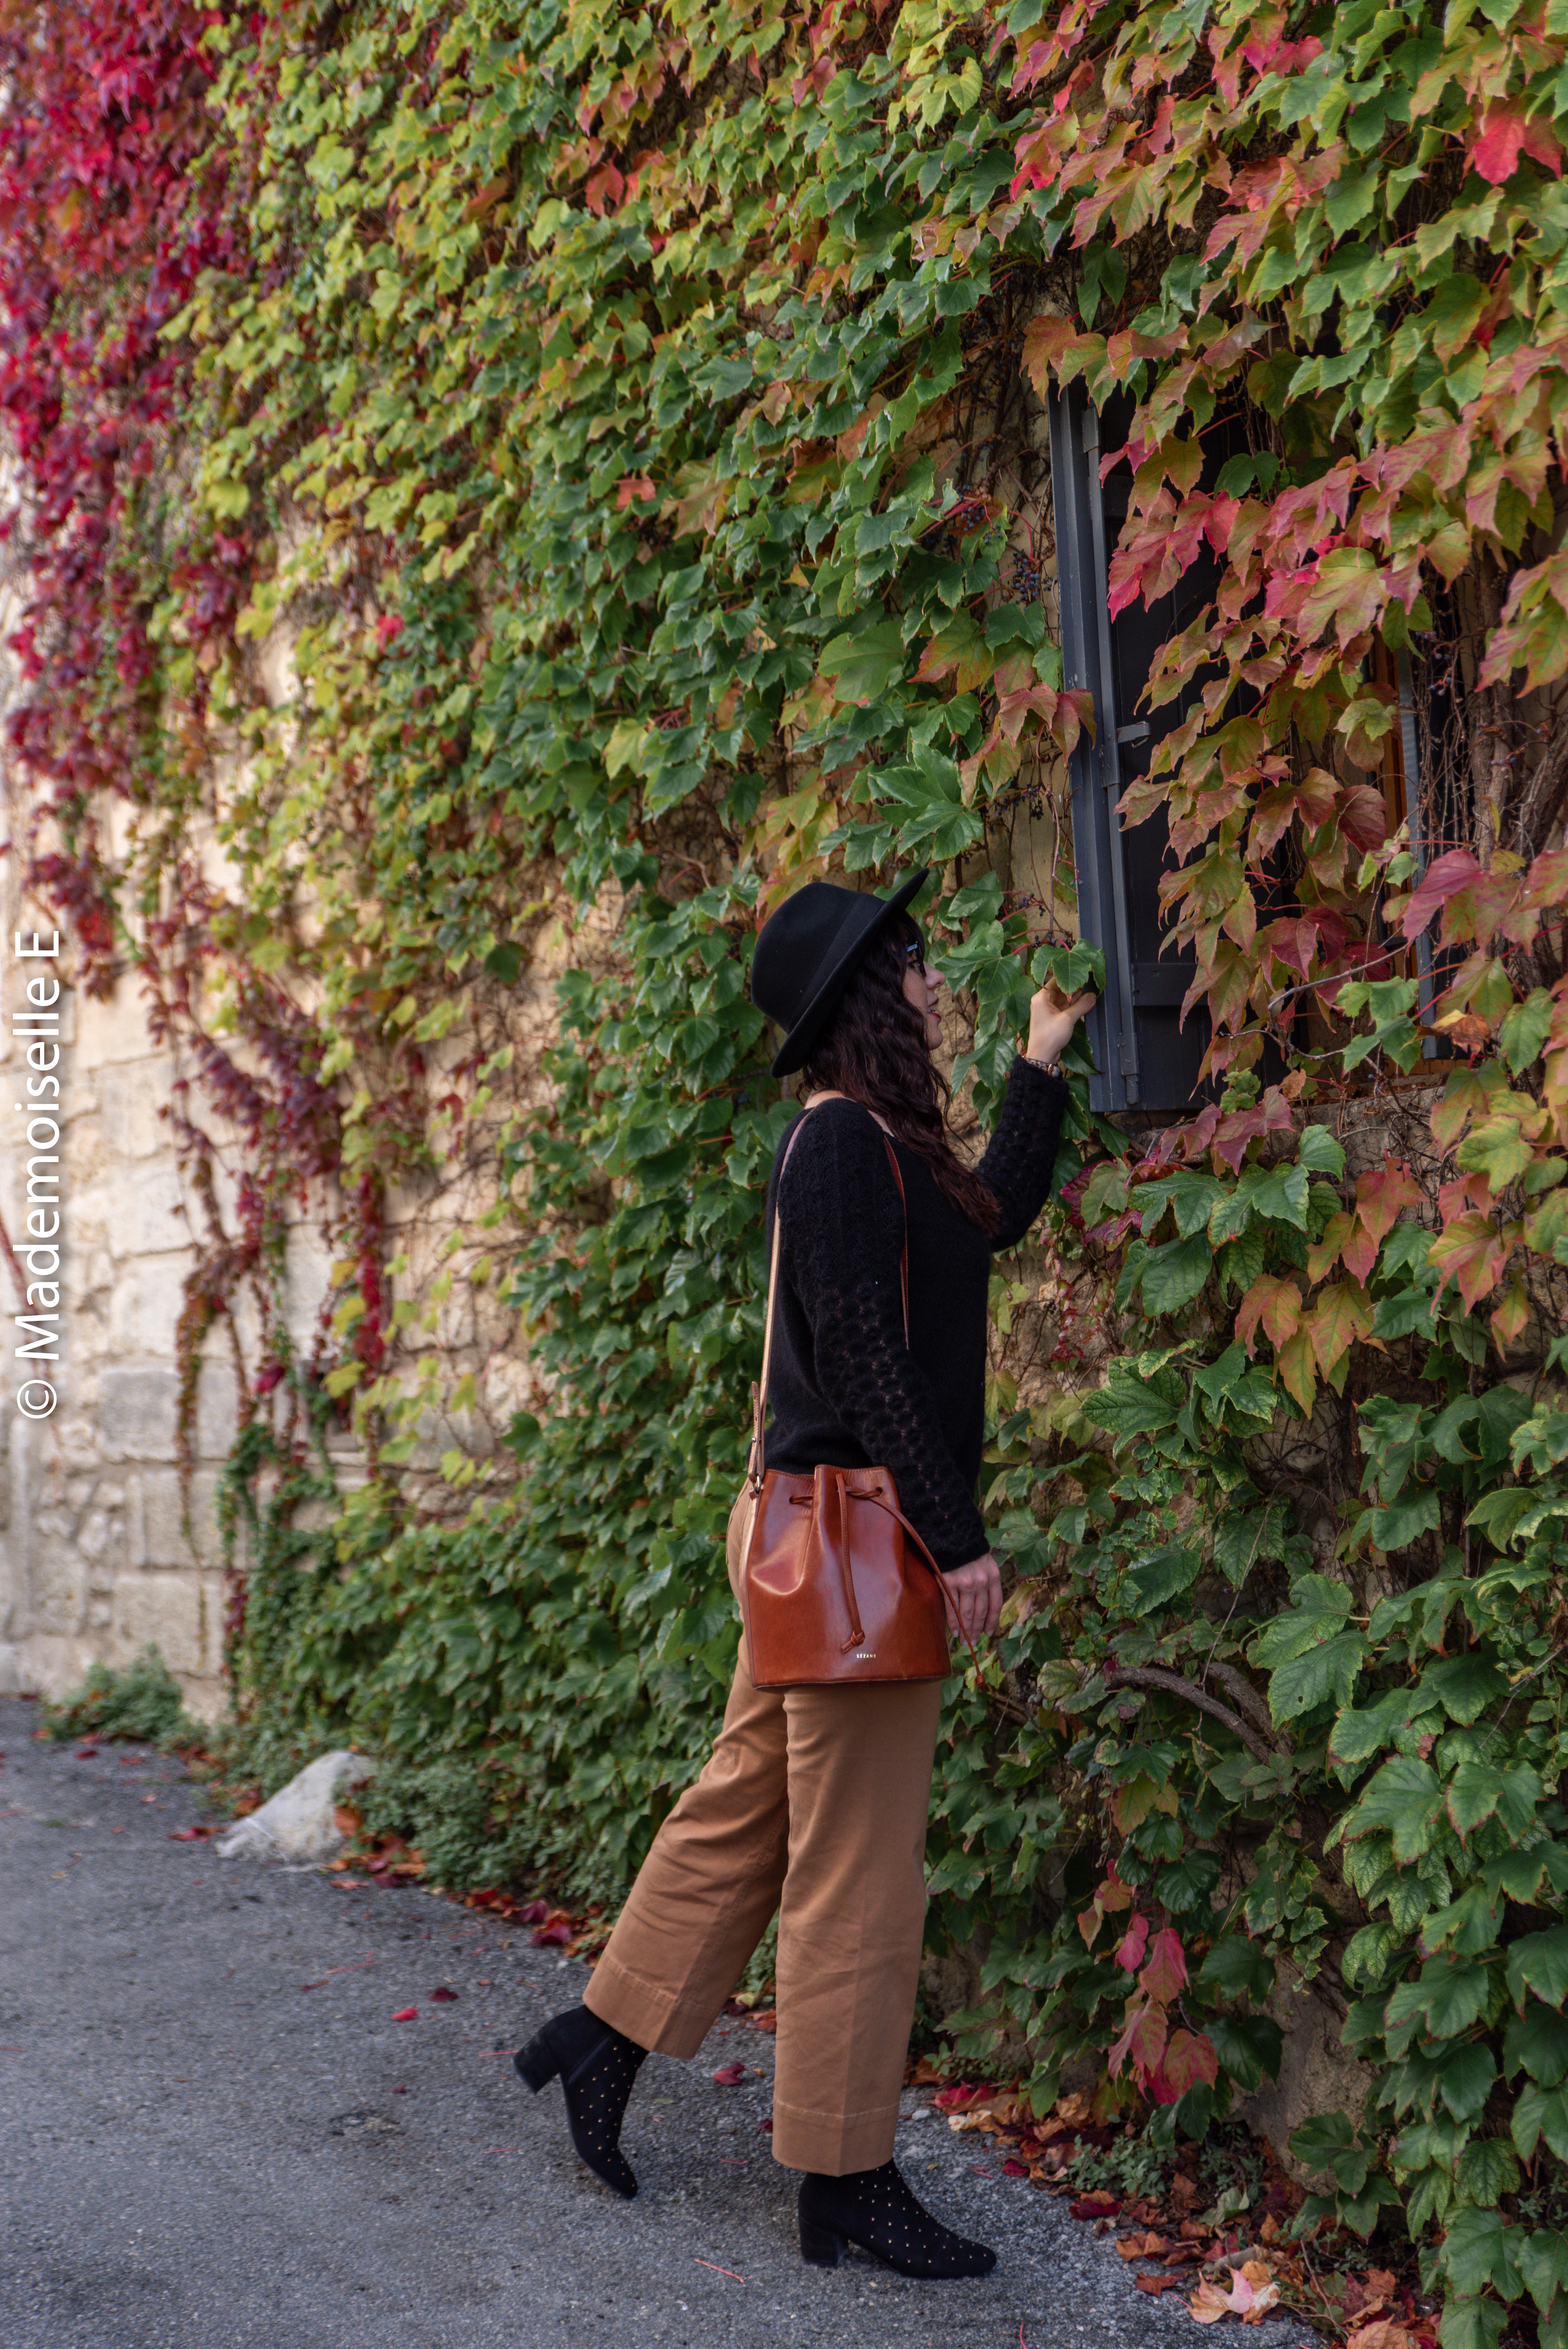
[583,1953,717,2061]
[770,2097,900,2177]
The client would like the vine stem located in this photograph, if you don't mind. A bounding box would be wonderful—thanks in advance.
[1103,1665,1279,1765]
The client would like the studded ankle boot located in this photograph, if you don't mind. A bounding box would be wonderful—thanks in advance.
[515,2004,648,2199]
[798,2160,997,2277]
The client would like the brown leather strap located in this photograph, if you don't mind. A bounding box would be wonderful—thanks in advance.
[748,1098,907,1494]
[843,1481,982,1672]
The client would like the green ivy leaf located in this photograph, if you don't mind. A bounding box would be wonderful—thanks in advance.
[1345,1754,1445,1861]
[1195,1937,1276,2002]
[1517,2229,1568,2320]
[1446,1758,1543,1841]
[1503,1998,1568,2088]
[1440,2205,1524,2302]
[1506,1930,1568,2013]
[1513,2080,1568,2164]
[818,617,907,705]
[1499,988,1554,1073]
[1083,1363,1185,1439]
[1137,1232,1214,1317]
[1253,1576,1366,1720]
[1128,1544,1201,1611]
[1456,2136,1520,2207]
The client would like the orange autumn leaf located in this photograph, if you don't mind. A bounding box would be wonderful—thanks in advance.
[1236,1272,1302,1355]
[1302,1279,1376,1385]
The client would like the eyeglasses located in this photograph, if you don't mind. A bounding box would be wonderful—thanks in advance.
[903,941,926,977]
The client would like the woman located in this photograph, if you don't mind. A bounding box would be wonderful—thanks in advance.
[516,868,1092,2278]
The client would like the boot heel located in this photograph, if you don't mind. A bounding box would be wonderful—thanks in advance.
[800,2217,846,2268]
[514,2026,560,2093]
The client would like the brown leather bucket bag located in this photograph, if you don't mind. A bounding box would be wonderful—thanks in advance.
[738,1097,969,1690]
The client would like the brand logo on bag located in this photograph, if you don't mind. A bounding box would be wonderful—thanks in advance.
[854,1650,876,1660]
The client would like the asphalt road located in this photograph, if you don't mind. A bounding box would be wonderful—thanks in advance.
[1,1696,1250,2349]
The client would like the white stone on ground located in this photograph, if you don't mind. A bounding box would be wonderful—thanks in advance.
[215,1750,376,1862]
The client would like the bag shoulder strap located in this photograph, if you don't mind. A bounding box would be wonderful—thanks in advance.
[748,1095,908,1492]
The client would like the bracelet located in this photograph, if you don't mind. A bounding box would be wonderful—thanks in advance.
[1025,1053,1062,1076]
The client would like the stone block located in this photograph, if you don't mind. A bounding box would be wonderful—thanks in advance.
[110,1571,223,1678]
[75,1165,186,1262]
[49,1416,105,1471]
[106,1251,192,1360]
[273,1221,331,1351]
[175,1671,224,1723]
[94,1061,173,1160]
[1237,1963,1378,2180]
[99,1366,180,1463]
[74,989,156,1070]
[30,1538,87,1636]
[196,1360,239,1461]
[135,1467,221,1568]
[77,1508,112,1564]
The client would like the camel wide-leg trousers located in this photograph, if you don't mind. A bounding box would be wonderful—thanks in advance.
[584,1495,943,2175]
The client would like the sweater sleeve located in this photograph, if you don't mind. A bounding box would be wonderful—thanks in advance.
[976,1057,1070,1250]
[776,1105,990,1571]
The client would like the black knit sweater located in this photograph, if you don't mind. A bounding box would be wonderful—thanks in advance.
[759,1058,1069,1570]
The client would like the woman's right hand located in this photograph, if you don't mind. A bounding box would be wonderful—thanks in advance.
[942,1551,1003,1643]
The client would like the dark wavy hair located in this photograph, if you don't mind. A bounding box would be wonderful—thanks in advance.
[798,912,1000,1234]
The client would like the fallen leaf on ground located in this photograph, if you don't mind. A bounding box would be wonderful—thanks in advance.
[1118,2233,1172,2261]
[1347,2324,1416,2349]
[1002,2159,1029,2177]
[1134,2273,1188,2296]
[168,1827,213,1840]
[392,2006,419,2021]
[430,1987,458,2003]
[1189,2262,1282,2326]
[711,2061,746,2085]
[1070,2194,1121,2221]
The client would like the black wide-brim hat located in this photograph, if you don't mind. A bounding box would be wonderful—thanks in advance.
[751,868,930,1078]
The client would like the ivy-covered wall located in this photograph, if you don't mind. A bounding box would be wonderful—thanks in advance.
[5,0,1568,2337]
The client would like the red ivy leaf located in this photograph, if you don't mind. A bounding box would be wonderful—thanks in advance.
[1109,1996,1168,2082]
[1139,1927,1188,2006]
[1401,849,1484,943]
[1156,2028,1220,2102]
[1471,104,1563,186]
[1115,1914,1150,1974]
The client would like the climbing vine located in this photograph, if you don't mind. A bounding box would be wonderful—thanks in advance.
[3,0,1568,2337]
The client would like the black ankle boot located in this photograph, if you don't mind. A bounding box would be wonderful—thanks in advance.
[798,2161,997,2277]
[515,2004,647,2198]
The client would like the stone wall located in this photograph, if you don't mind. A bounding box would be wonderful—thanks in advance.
[0,913,237,1716]
[0,839,562,1722]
